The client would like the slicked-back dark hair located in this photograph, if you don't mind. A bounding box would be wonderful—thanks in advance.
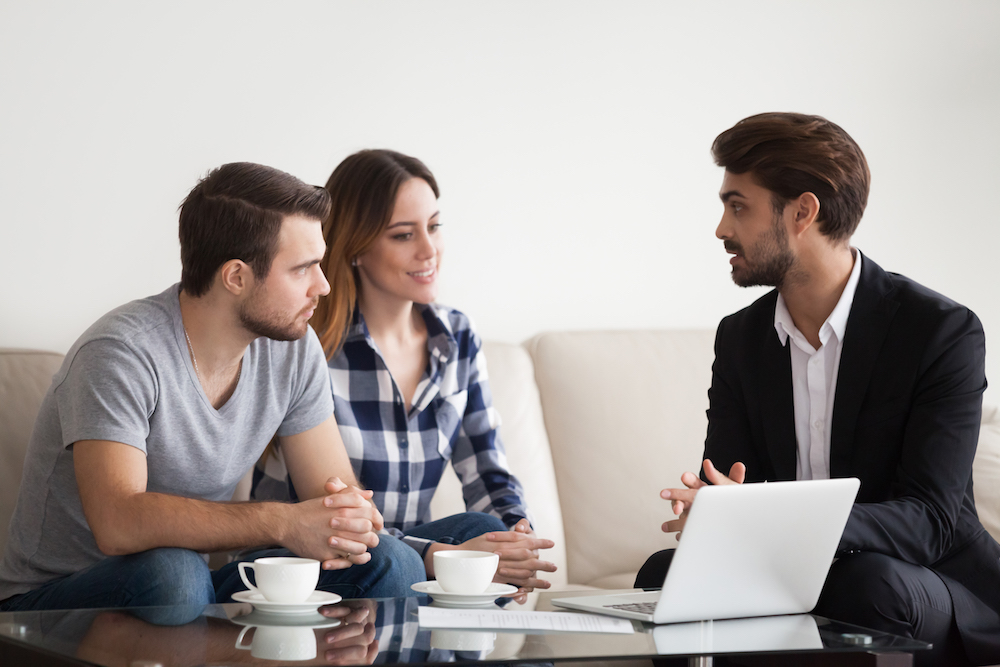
[178,162,332,297]
[712,113,870,241]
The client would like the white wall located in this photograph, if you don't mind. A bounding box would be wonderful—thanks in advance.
[2,1,999,399]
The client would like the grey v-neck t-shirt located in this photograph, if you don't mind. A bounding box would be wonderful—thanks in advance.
[0,284,333,600]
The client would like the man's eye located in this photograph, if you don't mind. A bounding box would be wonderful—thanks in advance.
[732,203,744,213]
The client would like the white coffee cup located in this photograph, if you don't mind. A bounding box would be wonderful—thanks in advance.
[238,556,319,603]
[433,550,499,594]
[236,624,317,661]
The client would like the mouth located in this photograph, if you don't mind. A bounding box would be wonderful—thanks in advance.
[723,242,742,265]
[408,267,436,279]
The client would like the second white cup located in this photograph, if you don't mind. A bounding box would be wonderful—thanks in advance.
[238,556,320,603]
[433,550,499,594]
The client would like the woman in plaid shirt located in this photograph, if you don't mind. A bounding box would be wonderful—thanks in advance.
[253,150,556,600]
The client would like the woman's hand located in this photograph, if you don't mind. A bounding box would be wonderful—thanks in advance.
[426,519,557,604]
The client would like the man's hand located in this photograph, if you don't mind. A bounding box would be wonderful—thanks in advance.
[318,599,379,665]
[427,518,557,604]
[324,478,385,533]
[282,477,382,571]
[660,459,746,538]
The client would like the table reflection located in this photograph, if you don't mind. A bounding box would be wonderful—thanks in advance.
[63,597,493,665]
[0,592,931,666]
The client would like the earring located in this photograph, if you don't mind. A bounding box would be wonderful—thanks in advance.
[351,258,358,267]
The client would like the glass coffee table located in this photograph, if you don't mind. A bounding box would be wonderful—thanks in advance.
[0,588,930,666]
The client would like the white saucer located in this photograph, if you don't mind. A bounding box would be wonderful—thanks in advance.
[410,581,518,607]
[231,608,341,629]
[231,590,342,615]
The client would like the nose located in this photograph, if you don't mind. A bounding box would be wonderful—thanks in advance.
[715,214,730,241]
[416,229,437,260]
[311,264,331,297]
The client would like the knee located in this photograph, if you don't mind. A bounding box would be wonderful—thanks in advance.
[816,553,913,630]
[465,512,507,536]
[360,538,427,597]
[125,548,214,607]
[636,549,675,589]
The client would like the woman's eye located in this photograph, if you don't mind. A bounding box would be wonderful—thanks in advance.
[429,223,442,233]
[392,233,413,241]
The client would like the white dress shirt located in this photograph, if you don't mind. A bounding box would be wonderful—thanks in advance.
[774,249,863,480]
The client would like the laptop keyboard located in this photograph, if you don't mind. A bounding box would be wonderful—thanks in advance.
[605,602,657,614]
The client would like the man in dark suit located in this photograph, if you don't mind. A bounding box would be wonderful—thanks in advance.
[637,113,1000,666]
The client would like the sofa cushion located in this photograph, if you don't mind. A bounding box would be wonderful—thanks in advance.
[429,341,568,587]
[526,330,717,587]
[974,404,1000,543]
[0,349,65,556]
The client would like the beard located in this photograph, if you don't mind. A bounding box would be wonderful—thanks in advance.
[728,211,796,289]
[238,286,313,342]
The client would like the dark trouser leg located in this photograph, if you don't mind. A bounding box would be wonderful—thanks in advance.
[635,549,675,589]
[814,552,968,666]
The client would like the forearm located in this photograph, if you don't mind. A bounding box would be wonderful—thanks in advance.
[92,492,293,556]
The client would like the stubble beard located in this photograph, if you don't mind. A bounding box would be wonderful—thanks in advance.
[730,211,796,289]
[238,286,311,342]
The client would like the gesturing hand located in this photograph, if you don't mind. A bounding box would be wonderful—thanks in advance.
[660,459,746,538]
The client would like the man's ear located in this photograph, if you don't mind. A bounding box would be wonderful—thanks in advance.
[790,192,821,237]
[219,259,252,296]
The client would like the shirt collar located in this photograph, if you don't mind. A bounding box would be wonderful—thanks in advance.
[774,248,863,349]
[348,303,456,364]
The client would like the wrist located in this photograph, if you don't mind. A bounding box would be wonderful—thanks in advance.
[264,501,293,548]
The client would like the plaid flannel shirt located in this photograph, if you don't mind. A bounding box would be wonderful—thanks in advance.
[252,304,530,555]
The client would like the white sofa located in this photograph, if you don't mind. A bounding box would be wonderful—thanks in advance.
[3,332,1000,591]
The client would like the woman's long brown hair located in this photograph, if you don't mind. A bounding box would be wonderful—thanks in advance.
[312,149,440,359]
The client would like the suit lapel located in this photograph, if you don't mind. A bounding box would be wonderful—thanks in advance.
[830,255,899,476]
[756,298,798,480]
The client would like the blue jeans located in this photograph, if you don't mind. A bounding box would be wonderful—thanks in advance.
[0,512,503,613]
[402,511,506,546]
[0,548,212,623]
[214,534,426,602]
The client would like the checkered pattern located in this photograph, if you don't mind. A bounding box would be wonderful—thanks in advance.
[252,304,530,555]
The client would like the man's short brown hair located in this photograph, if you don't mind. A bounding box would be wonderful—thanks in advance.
[712,113,870,241]
[178,162,332,297]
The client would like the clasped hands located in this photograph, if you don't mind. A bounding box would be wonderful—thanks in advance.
[289,477,384,571]
[660,459,746,538]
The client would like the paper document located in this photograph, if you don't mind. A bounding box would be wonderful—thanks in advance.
[418,606,634,634]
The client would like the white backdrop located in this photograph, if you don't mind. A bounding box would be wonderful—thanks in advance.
[2,1,998,400]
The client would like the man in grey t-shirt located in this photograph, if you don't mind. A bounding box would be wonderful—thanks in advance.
[0,162,426,612]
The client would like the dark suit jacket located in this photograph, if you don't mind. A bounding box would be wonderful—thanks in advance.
[704,253,1000,663]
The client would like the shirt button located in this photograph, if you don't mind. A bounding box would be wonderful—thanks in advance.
[400,438,408,448]
[813,420,824,429]
[400,482,409,492]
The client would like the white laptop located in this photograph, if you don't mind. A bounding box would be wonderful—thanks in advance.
[551,478,860,624]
